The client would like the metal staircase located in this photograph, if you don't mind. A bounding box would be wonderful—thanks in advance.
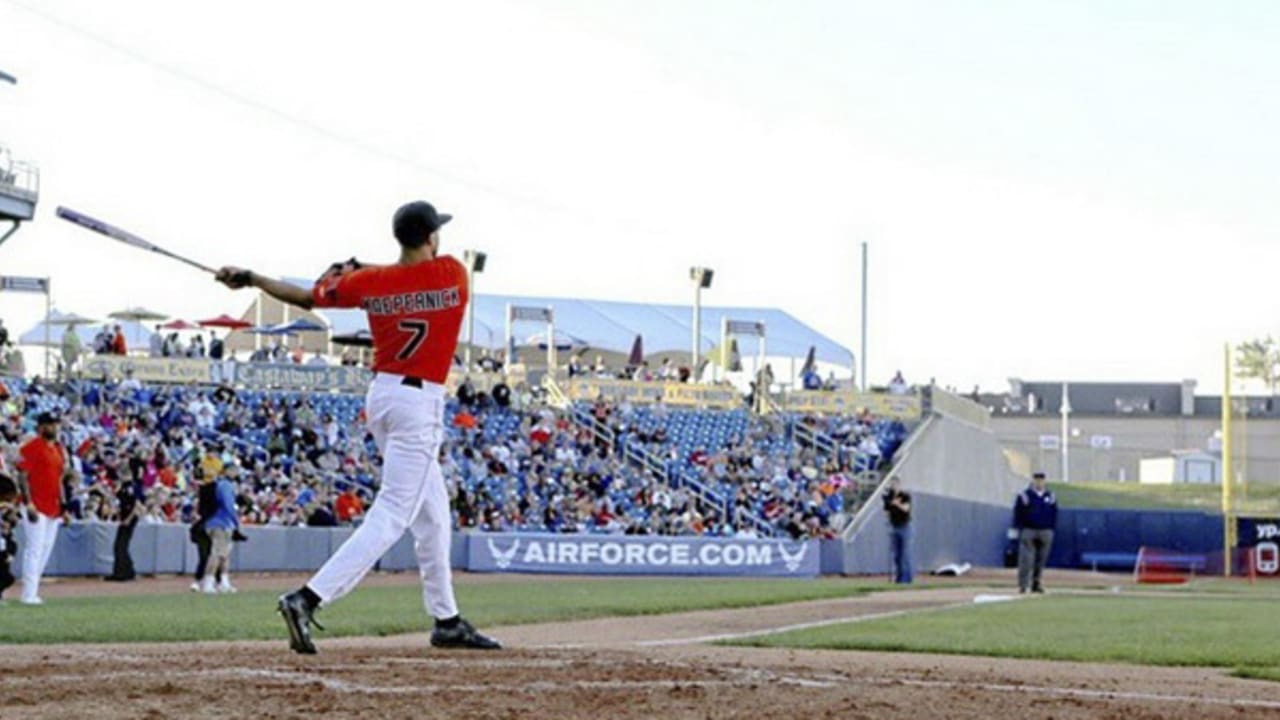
[543,376,774,536]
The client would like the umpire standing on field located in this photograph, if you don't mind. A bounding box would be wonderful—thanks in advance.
[1014,472,1057,594]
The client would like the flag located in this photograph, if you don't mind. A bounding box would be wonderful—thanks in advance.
[627,334,644,367]
[707,337,742,372]
[800,345,816,376]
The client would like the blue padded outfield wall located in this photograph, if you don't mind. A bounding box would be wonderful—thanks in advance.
[16,524,839,578]
[1048,509,1223,568]
[15,512,1235,579]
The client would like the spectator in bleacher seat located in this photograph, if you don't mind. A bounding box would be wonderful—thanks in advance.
[888,370,909,395]
[335,484,365,525]
[0,505,15,600]
[801,366,822,391]
[208,331,225,360]
[270,338,287,363]
[0,319,7,348]
[568,354,584,378]
[457,377,476,407]
[149,326,164,357]
[162,332,185,358]
[307,351,328,366]
[188,334,206,358]
[111,325,127,355]
[92,328,110,355]
[61,327,82,376]
[593,355,609,378]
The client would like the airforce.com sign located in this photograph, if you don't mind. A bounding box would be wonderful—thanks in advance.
[468,533,818,577]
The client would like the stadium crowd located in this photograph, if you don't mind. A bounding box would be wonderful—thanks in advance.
[0,363,905,541]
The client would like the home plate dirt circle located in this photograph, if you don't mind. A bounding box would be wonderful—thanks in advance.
[2,584,1279,719]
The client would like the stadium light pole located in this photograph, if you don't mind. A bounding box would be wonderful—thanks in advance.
[1060,382,1071,483]
[463,250,487,371]
[860,241,868,392]
[690,267,714,380]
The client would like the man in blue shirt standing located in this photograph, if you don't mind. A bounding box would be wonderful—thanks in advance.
[201,472,240,594]
[1014,472,1057,594]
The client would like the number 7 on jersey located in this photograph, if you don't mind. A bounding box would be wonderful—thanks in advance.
[397,319,430,360]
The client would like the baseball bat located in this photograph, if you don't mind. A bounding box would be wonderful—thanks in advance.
[55,206,219,275]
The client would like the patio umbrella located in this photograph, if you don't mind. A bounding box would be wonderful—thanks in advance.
[275,318,326,333]
[109,307,168,323]
[46,311,98,326]
[109,307,168,351]
[198,314,252,330]
[160,319,200,331]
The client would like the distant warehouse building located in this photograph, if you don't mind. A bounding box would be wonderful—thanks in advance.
[1139,451,1221,485]
[977,379,1274,484]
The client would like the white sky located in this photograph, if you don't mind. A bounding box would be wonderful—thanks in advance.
[0,0,1277,393]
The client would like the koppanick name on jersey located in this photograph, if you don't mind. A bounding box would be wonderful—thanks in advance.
[361,286,462,316]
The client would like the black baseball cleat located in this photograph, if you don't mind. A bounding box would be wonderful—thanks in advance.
[278,591,324,655]
[430,618,502,650]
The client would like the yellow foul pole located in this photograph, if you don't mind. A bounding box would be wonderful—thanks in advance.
[1222,343,1234,577]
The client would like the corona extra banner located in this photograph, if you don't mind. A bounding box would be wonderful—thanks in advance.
[82,355,217,384]
[564,378,738,409]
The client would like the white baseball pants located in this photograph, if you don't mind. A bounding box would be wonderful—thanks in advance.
[21,511,61,603]
[307,373,458,620]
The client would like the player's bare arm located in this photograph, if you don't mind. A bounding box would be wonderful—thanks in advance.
[14,469,35,522]
[215,267,315,310]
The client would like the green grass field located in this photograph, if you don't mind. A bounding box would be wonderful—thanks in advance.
[1052,481,1280,513]
[0,577,892,645]
[732,588,1280,680]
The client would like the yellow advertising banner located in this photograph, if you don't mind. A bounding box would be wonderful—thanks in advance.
[82,355,217,385]
[564,378,739,410]
[781,391,921,420]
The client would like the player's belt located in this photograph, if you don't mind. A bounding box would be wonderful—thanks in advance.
[400,376,424,389]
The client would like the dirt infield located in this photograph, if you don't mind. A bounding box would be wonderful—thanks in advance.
[3,574,1279,719]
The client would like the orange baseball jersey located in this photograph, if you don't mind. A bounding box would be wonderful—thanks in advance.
[18,436,66,518]
[312,256,468,383]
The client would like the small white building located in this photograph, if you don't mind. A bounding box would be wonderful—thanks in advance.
[1139,450,1220,485]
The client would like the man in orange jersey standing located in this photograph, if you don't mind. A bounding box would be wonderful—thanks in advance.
[216,201,499,654]
[15,412,68,606]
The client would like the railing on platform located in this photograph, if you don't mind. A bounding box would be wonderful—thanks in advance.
[0,142,39,202]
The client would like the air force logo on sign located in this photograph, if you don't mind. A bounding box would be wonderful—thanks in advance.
[778,542,807,572]
[488,539,520,570]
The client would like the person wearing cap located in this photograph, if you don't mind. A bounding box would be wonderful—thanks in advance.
[215,200,500,653]
[1014,472,1058,594]
[15,412,69,605]
[881,475,913,584]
